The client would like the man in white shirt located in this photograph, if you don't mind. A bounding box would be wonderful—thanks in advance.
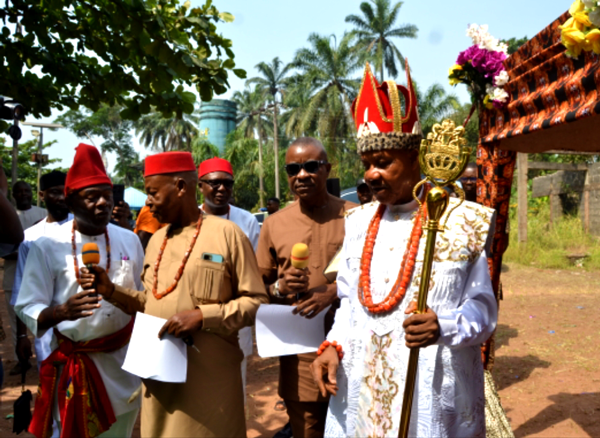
[311,64,497,438]
[12,171,72,371]
[198,157,260,398]
[15,144,143,438]
[2,180,46,374]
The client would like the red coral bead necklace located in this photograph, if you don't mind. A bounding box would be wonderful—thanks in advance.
[152,215,203,300]
[358,203,425,314]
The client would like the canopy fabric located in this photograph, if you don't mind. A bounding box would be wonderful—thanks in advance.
[124,187,147,209]
[480,11,600,153]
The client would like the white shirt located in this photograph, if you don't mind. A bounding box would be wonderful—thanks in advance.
[15,221,144,416]
[324,199,498,438]
[202,204,260,251]
[201,204,260,357]
[11,214,73,366]
[2,205,47,291]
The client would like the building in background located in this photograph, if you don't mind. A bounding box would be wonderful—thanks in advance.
[199,99,237,153]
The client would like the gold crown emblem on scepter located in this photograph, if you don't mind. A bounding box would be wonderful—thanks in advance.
[420,119,470,185]
[412,119,472,226]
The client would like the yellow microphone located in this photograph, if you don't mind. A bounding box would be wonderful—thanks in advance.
[82,243,100,296]
[291,243,310,269]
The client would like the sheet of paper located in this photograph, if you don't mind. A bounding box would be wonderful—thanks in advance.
[255,304,327,358]
[122,312,188,383]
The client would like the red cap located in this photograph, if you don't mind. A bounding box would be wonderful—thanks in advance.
[145,152,196,177]
[198,157,233,178]
[65,144,112,193]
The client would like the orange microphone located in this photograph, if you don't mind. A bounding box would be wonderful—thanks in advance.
[82,243,100,296]
[82,243,100,267]
[291,243,309,269]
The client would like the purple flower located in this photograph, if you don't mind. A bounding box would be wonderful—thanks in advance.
[456,45,507,79]
[492,100,505,110]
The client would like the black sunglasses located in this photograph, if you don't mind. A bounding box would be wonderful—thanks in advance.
[284,160,328,177]
[200,179,234,189]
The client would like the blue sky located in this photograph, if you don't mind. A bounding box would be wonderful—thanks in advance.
[7,0,571,175]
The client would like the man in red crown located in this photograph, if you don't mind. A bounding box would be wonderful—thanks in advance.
[15,143,144,438]
[80,151,268,437]
[310,63,498,437]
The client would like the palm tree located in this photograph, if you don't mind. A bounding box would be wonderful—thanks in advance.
[281,77,318,138]
[415,82,460,136]
[345,0,418,82]
[293,33,361,164]
[247,57,293,199]
[135,111,199,152]
[232,87,272,207]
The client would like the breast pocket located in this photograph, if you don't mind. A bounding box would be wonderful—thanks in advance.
[111,260,136,289]
[191,259,226,304]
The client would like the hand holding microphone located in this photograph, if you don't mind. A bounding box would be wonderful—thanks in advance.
[82,243,100,297]
[79,243,115,299]
[278,243,310,297]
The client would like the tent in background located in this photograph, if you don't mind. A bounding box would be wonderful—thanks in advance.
[125,187,147,210]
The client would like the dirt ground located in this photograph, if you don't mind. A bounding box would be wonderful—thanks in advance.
[1,262,599,438]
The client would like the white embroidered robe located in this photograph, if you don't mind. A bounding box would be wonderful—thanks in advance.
[324,198,498,438]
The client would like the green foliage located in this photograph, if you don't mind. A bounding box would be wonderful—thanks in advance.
[414,81,460,136]
[55,105,143,188]
[0,137,64,202]
[345,0,418,81]
[448,103,479,155]
[135,110,199,152]
[504,201,600,271]
[191,136,220,164]
[223,128,289,211]
[0,0,245,133]
[501,36,529,55]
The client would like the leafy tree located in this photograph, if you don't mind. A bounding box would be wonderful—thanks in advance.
[0,137,64,203]
[55,105,142,187]
[502,36,529,55]
[415,82,460,136]
[191,135,220,164]
[448,103,479,153]
[281,78,319,138]
[293,33,361,165]
[231,86,272,206]
[135,111,200,152]
[247,57,293,199]
[0,0,245,131]
[345,0,418,81]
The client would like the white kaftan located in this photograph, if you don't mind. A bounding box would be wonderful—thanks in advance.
[11,214,73,368]
[15,221,144,418]
[324,198,498,438]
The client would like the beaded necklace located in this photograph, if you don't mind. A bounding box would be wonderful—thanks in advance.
[358,203,425,314]
[152,216,203,300]
[71,221,111,281]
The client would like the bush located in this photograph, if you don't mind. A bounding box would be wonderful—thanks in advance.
[503,202,600,270]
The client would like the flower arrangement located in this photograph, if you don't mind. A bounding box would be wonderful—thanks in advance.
[560,0,600,58]
[448,24,510,109]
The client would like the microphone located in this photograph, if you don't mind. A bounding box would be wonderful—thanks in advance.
[82,243,100,296]
[291,243,309,269]
[291,243,309,300]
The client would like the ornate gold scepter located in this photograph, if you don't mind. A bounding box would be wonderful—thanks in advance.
[398,120,471,438]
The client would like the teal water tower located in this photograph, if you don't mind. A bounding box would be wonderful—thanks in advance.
[198,99,237,154]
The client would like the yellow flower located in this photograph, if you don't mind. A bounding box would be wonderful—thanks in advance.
[448,64,463,86]
[573,11,592,28]
[569,0,585,16]
[586,28,600,53]
[483,95,494,110]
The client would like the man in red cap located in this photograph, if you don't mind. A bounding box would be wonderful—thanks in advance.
[15,144,144,438]
[79,151,268,437]
[198,156,260,400]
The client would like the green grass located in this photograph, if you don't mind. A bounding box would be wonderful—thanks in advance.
[503,203,600,270]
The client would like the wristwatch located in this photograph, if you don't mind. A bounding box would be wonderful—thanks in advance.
[273,280,283,298]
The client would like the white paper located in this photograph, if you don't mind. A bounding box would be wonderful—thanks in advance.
[255,304,327,358]
[122,312,188,383]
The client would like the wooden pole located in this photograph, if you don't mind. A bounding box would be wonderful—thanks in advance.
[517,152,528,243]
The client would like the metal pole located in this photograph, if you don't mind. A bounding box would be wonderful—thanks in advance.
[37,127,43,206]
[11,119,18,189]
[273,102,280,199]
[257,118,265,208]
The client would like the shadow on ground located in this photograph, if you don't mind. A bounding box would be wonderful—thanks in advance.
[513,392,600,437]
